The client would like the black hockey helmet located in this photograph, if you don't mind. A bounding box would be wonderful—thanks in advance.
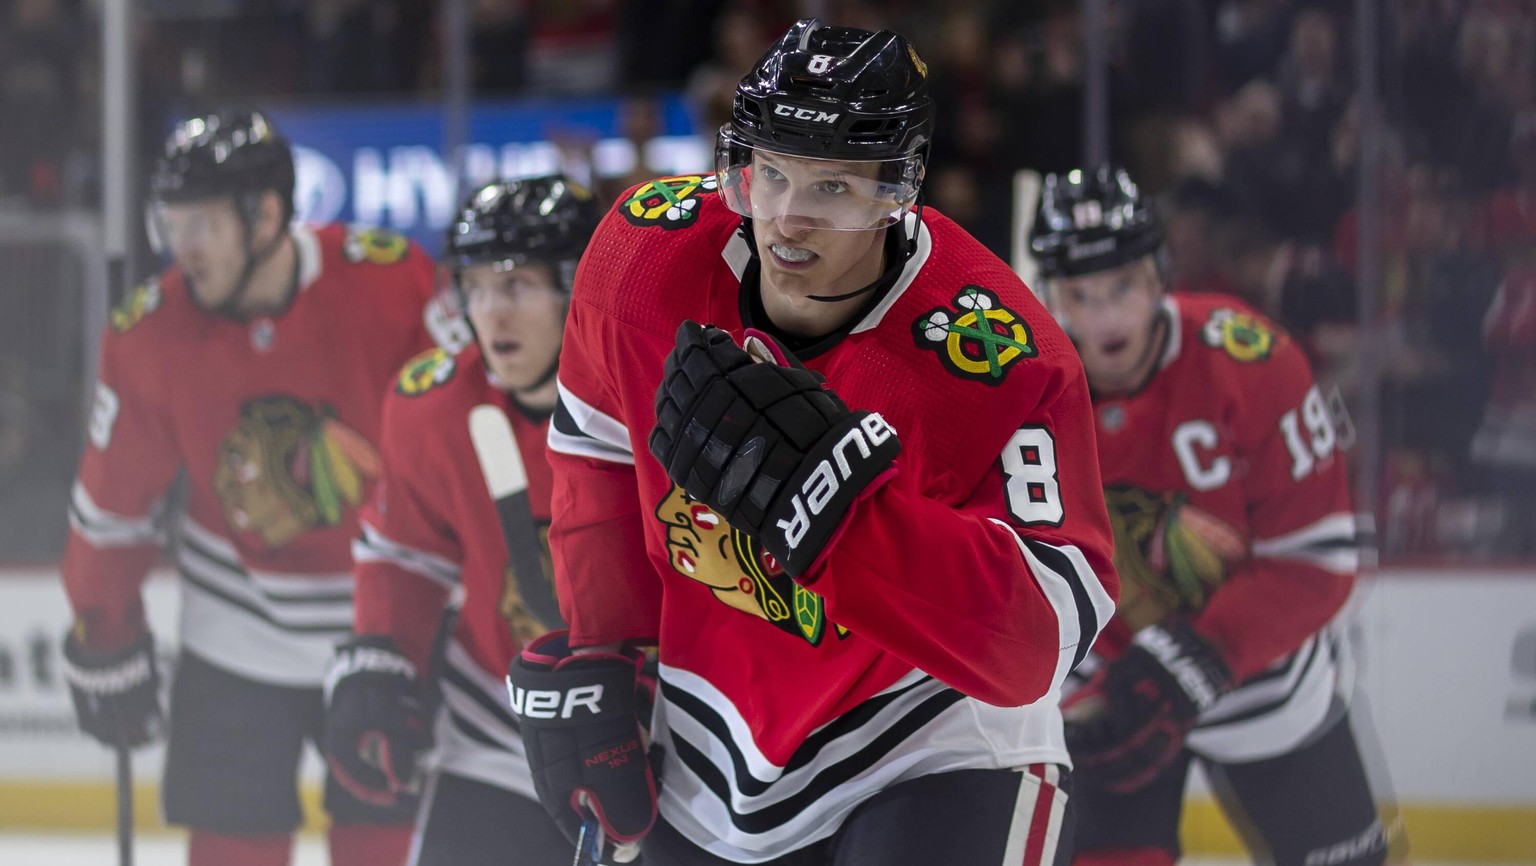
[717,19,933,231]
[149,110,296,227]
[445,174,601,292]
[1029,165,1162,279]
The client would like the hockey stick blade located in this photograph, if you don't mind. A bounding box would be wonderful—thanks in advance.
[468,404,566,629]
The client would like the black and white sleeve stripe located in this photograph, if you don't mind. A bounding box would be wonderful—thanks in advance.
[68,481,165,548]
[548,379,634,465]
[1251,512,1358,575]
[352,521,461,589]
[989,518,1117,682]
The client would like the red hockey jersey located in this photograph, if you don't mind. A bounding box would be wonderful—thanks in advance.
[548,176,1118,859]
[351,344,553,795]
[63,224,436,686]
[1089,293,1358,761]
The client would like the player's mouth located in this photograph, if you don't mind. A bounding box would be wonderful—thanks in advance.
[1100,337,1130,358]
[768,242,818,270]
[489,339,520,357]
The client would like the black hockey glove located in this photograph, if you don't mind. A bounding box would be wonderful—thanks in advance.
[61,628,163,749]
[507,630,656,864]
[649,321,900,578]
[323,635,433,809]
[1064,618,1233,793]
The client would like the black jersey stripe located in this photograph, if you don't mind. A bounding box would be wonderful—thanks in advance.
[1024,538,1100,672]
[667,686,966,835]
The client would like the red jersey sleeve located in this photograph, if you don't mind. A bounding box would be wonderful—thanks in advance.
[1193,339,1357,681]
[813,355,1119,707]
[62,318,181,650]
[351,386,458,670]
[546,296,664,647]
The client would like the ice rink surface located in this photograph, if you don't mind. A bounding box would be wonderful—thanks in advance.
[0,834,1516,866]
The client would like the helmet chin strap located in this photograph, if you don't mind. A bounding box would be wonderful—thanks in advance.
[201,213,288,320]
[806,199,925,303]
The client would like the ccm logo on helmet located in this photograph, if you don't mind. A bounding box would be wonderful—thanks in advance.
[776,413,896,549]
[507,683,604,719]
[773,104,841,124]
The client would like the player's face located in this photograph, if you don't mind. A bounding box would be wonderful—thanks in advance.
[1051,258,1165,391]
[750,153,888,330]
[157,198,251,309]
[462,261,566,390]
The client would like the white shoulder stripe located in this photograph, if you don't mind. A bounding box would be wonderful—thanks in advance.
[68,482,165,548]
[550,379,635,465]
[353,521,461,588]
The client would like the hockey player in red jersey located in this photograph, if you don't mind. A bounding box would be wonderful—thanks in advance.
[1029,166,1389,866]
[59,111,438,866]
[323,175,601,866]
[505,19,1119,866]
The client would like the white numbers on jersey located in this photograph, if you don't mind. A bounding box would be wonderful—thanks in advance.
[1001,427,1064,525]
[1279,385,1338,480]
[1172,420,1231,491]
[807,54,834,74]
[89,382,120,451]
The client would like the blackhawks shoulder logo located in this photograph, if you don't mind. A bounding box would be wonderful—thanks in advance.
[913,286,1035,383]
[1201,307,1274,363]
[621,175,718,230]
[344,226,411,265]
[110,278,162,334]
[655,485,847,646]
[396,347,457,397]
[213,397,381,549]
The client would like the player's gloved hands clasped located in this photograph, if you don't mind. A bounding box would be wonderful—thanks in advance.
[649,321,901,578]
[61,628,163,749]
[507,630,657,864]
[1063,617,1233,793]
[323,634,433,808]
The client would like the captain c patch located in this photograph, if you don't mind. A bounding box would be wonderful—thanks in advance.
[913,286,1035,383]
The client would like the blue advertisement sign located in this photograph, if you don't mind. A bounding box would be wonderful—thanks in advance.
[265,94,707,253]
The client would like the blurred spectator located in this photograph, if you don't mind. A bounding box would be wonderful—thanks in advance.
[1211,0,1291,94]
[0,0,90,205]
[685,2,782,136]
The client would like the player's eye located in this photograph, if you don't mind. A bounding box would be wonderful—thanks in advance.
[815,178,850,196]
[759,164,786,183]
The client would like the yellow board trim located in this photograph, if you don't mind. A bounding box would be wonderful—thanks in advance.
[1,784,1533,860]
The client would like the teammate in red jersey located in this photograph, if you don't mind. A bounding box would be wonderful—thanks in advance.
[505,19,1118,866]
[59,111,438,866]
[323,175,601,866]
[1029,166,1390,866]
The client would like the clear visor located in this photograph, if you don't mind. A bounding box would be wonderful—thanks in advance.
[145,201,217,255]
[715,126,923,231]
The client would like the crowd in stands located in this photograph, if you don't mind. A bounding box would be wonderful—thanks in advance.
[2,0,1533,558]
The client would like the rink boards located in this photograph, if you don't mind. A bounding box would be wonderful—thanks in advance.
[0,566,1532,860]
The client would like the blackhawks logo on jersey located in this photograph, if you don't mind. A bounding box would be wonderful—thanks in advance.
[656,485,847,646]
[213,397,381,549]
[396,347,457,397]
[913,286,1035,384]
[621,175,718,230]
[1201,308,1275,363]
[1103,485,1249,630]
[110,278,162,334]
[344,226,411,265]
